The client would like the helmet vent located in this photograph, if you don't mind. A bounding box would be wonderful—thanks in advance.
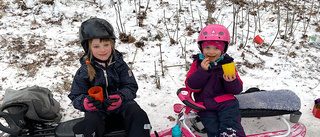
[203,32,207,35]
[219,32,224,35]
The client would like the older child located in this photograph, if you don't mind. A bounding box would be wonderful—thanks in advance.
[68,18,151,137]
[185,24,246,137]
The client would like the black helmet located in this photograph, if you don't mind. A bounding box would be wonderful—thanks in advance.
[79,18,116,54]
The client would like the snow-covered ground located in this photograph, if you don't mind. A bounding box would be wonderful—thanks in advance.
[0,0,320,136]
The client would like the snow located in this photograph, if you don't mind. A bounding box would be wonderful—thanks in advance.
[0,0,320,136]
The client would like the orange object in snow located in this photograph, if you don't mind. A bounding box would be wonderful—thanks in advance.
[254,35,264,44]
[312,104,320,119]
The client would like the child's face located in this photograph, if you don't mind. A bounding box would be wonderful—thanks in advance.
[202,45,222,62]
[90,38,112,61]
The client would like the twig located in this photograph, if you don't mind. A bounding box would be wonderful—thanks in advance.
[176,7,179,43]
[310,79,320,91]
[184,38,189,71]
[285,41,295,61]
[232,0,239,44]
[134,0,138,25]
[130,47,138,70]
[155,61,160,89]
[179,40,184,56]
[164,65,184,68]
[179,0,182,11]
[144,0,150,16]
[284,0,289,39]
[159,44,164,76]
[163,10,171,40]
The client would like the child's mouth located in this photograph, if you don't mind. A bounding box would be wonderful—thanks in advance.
[99,53,108,56]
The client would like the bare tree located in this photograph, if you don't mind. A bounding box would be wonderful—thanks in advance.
[190,0,194,22]
[205,0,216,24]
[302,0,314,37]
[163,10,176,45]
[316,1,320,24]
[114,2,125,34]
[265,0,280,53]
[243,4,250,49]
[256,0,261,32]
[283,0,290,40]
[289,0,298,37]
[198,7,203,31]
[231,0,240,44]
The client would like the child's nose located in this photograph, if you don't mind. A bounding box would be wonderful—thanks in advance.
[101,47,107,52]
[209,49,216,53]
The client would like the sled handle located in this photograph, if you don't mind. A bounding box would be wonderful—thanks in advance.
[0,103,28,136]
[177,88,206,112]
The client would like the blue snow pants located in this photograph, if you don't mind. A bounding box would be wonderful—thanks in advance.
[200,99,246,137]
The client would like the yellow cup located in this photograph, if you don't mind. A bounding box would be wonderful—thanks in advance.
[222,62,236,76]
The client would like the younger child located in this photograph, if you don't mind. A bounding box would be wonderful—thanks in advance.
[68,18,151,137]
[185,24,246,137]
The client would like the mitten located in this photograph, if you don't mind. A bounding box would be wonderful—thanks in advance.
[83,96,103,111]
[106,94,122,111]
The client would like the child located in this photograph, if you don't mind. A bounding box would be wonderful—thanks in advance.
[185,24,246,137]
[68,18,151,137]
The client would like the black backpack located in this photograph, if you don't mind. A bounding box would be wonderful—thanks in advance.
[2,85,62,122]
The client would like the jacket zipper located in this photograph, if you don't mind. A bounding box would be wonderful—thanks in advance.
[103,69,109,99]
[96,65,109,99]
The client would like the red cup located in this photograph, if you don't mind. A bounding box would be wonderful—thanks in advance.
[88,86,104,102]
[254,35,264,44]
[312,104,320,119]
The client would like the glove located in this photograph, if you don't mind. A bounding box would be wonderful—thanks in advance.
[106,94,122,111]
[83,96,103,111]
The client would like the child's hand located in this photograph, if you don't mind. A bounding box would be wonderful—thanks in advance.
[201,57,210,71]
[223,73,236,82]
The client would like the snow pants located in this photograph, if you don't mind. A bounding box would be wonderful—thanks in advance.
[200,99,246,137]
[73,103,151,137]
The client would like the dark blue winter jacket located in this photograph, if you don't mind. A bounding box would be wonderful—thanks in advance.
[68,50,138,116]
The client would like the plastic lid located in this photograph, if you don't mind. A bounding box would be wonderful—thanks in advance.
[171,125,182,136]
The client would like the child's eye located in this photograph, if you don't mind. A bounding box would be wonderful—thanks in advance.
[104,44,109,47]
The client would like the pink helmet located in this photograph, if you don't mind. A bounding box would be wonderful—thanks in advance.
[197,24,230,53]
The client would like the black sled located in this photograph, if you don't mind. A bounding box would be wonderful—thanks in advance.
[0,103,126,137]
